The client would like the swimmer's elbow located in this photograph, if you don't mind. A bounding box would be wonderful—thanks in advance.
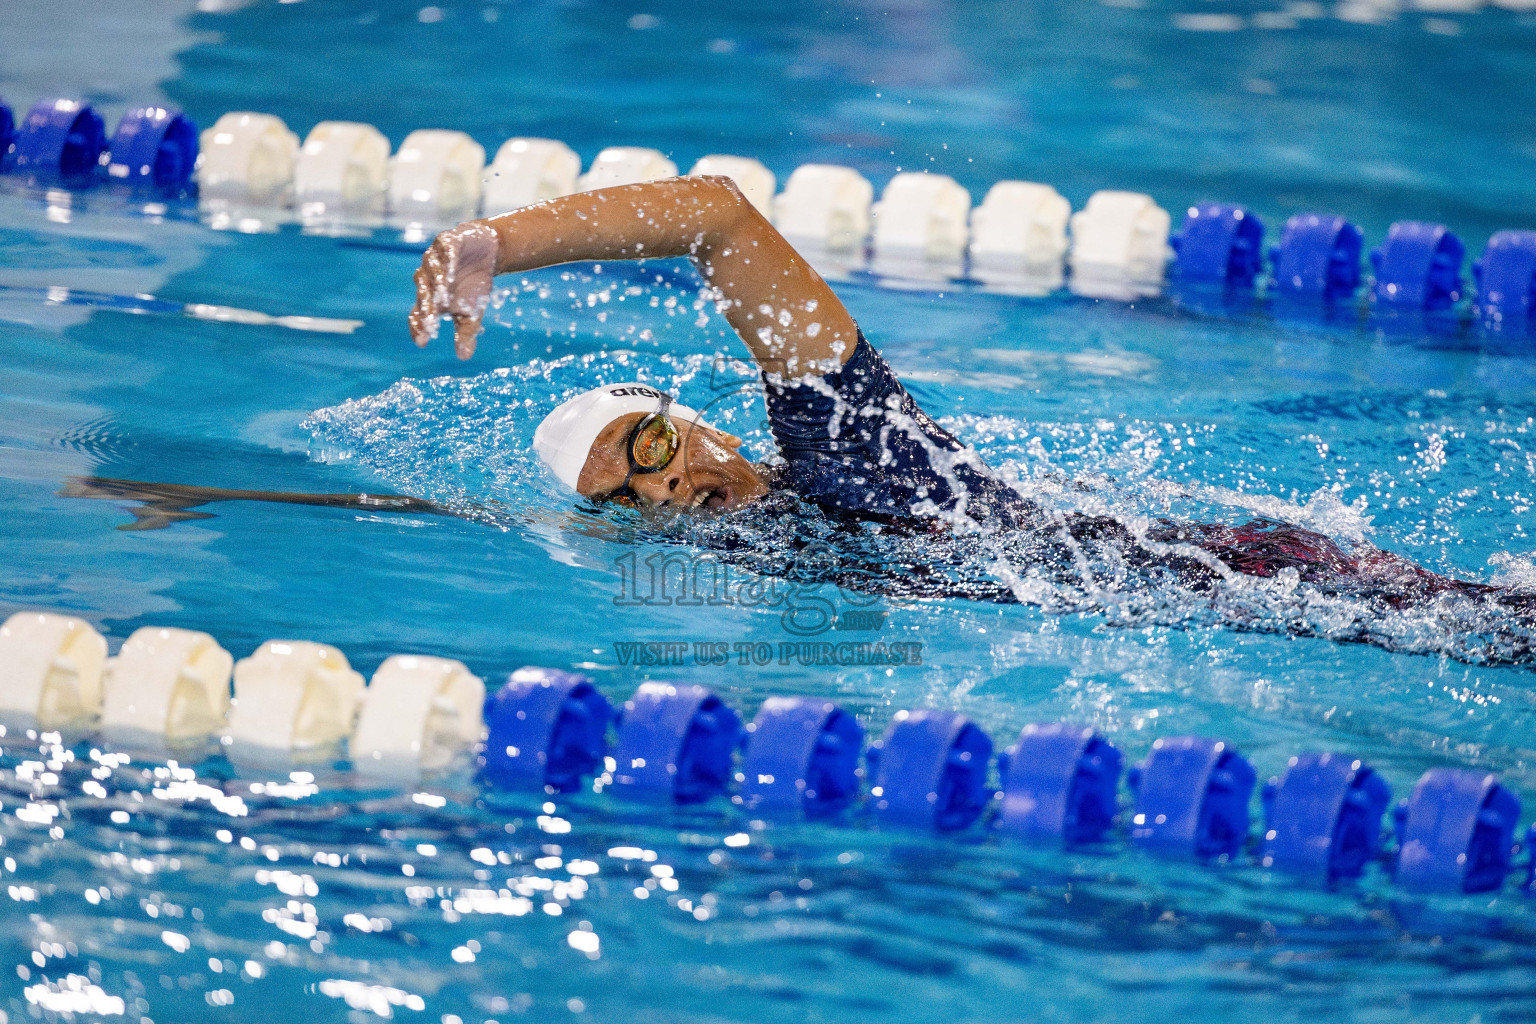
[688,174,758,232]
[691,173,749,205]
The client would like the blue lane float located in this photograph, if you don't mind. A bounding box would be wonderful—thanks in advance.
[480,669,611,793]
[1271,213,1364,301]
[107,106,198,189]
[1170,202,1265,288]
[609,682,741,803]
[1473,230,1536,337]
[995,722,1121,846]
[13,97,105,181]
[1395,768,1522,894]
[470,671,1535,897]
[1370,220,1465,311]
[1128,735,1255,860]
[1260,752,1392,884]
[0,99,15,172]
[735,696,863,816]
[866,709,991,831]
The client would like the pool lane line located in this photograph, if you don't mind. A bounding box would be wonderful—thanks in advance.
[0,284,365,335]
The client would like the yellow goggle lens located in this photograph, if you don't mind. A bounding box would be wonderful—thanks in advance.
[630,414,679,472]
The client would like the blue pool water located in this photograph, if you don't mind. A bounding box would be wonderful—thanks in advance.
[4,0,1536,1021]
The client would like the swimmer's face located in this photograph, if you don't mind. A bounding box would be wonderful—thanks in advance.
[575,413,769,511]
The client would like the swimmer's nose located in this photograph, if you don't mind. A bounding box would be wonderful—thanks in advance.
[659,464,690,505]
[630,464,691,508]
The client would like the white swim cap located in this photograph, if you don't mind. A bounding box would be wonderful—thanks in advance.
[533,382,700,491]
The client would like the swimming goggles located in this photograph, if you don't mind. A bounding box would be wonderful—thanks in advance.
[605,395,681,507]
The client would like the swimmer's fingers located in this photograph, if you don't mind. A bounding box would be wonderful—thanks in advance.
[446,264,493,359]
[409,265,437,347]
[408,239,452,347]
[453,314,481,359]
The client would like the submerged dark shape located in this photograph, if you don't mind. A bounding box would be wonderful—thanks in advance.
[61,476,450,531]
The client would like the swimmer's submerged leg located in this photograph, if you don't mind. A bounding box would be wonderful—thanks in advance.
[60,477,449,531]
[1150,517,1529,609]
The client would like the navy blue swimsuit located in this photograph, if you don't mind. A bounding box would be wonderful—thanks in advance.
[760,334,1039,529]
[756,333,1519,618]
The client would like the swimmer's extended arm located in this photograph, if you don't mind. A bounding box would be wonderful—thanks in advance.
[408,175,858,377]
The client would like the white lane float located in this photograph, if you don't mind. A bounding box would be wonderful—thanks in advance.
[100,627,232,742]
[224,640,364,757]
[871,172,972,264]
[294,120,391,216]
[1068,190,1172,301]
[969,181,1072,294]
[772,164,874,254]
[351,654,485,777]
[688,155,776,215]
[388,129,486,222]
[577,146,679,191]
[0,612,108,727]
[482,137,581,214]
[196,112,300,205]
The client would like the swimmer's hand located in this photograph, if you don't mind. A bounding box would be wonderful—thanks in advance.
[409,221,500,358]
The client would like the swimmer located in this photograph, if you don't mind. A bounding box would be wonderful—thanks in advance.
[67,176,1531,662]
[406,175,1532,629]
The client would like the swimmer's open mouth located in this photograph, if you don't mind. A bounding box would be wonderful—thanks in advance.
[692,485,733,510]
